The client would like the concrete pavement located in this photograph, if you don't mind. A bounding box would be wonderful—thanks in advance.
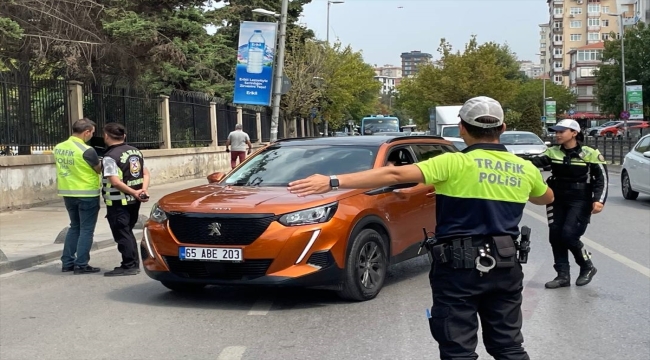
[0,169,647,360]
[0,178,208,275]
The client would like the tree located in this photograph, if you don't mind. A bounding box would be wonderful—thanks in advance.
[318,42,381,130]
[518,104,543,136]
[504,109,522,130]
[280,26,328,132]
[595,21,650,118]
[507,79,576,116]
[395,35,521,127]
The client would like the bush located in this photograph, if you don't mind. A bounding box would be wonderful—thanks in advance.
[518,105,543,136]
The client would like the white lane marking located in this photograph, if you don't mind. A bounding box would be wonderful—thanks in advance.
[0,247,115,278]
[217,346,246,360]
[247,297,274,315]
[524,208,650,278]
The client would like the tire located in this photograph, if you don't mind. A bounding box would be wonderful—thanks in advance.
[621,171,639,200]
[336,229,388,302]
[161,281,206,292]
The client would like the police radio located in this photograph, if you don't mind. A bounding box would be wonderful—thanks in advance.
[517,226,532,264]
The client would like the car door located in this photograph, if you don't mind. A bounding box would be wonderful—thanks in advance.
[375,145,430,257]
[628,136,650,193]
[412,144,453,233]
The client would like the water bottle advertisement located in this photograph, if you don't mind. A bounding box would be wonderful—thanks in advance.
[232,21,278,106]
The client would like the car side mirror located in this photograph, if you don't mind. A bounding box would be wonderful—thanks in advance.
[207,172,226,184]
[643,151,650,158]
[544,141,551,146]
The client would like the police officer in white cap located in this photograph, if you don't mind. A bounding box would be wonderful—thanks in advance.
[529,119,607,289]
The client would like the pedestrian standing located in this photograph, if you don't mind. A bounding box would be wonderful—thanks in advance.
[101,122,150,277]
[529,119,606,289]
[54,118,102,274]
[225,124,252,169]
[287,96,554,359]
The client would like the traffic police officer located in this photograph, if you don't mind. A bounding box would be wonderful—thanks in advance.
[101,122,150,277]
[54,118,102,274]
[287,96,554,360]
[529,119,607,289]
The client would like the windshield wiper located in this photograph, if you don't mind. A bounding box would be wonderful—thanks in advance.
[230,180,249,186]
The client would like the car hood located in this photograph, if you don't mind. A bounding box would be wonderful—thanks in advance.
[157,184,357,214]
[504,144,547,155]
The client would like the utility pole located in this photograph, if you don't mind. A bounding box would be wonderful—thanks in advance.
[269,0,288,143]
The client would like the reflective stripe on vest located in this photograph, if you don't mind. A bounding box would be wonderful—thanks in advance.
[102,169,128,206]
[54,137,101,197]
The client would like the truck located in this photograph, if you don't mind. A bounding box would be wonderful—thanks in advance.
[428,105,461,137]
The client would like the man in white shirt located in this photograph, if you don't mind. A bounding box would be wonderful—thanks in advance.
[225,124,252,169]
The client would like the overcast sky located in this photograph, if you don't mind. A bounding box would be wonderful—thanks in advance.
[299,0,549,67]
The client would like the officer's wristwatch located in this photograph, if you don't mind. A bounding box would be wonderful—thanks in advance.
[329,175,339,191]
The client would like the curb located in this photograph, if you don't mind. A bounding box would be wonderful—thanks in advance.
[0,231,142,275]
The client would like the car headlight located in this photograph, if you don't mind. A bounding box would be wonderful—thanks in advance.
[149,203,168,223]
[278,202,338,227]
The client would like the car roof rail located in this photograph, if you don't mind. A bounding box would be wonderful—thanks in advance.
[386,135,445,143]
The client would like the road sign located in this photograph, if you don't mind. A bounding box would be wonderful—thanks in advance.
[620,111,630,120]
[280,74,291,95]
[541,116,546,122]
[568,109,575,115]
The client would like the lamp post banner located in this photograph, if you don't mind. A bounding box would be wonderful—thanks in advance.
[233,21,278,106]
[545,100,557,124]
[626,85,644,120]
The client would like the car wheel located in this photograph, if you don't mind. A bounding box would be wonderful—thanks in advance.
[161,281,206,292]
[337,229,388,302]
[621,171,639,200]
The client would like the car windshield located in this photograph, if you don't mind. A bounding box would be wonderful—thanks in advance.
[363,118,399,134]
[500,133,544,145]
[222,145,377,187]
[442,126,459,137]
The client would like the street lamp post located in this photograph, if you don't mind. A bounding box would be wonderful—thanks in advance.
[326,1,344,43]
[608,12,629,132]
[253,0,288,143]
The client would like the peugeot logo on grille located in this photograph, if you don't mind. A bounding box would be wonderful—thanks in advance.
[208,222,222,236]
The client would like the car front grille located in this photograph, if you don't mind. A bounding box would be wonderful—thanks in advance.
[167,213,278,246]
[163,256,273,280]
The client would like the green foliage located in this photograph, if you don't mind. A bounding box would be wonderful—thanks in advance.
[595,21,650,118]
[518,105,543,136]
[395,35,521,128]
[504,109,522,130]
[507,79,576,115]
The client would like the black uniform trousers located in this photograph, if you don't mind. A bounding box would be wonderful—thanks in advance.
[106,202,141,269]
[429,260,529,360]
[545,186,592,266]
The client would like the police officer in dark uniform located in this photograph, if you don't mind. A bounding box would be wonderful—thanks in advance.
[101,122,150,277]
[287,96,554,360]
[529,119,607,289]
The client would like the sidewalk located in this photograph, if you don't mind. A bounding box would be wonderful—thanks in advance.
[0,178,207,275]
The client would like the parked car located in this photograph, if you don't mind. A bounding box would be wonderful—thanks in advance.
[141,135,458,301]
[444,136,467,151]
[599,121,647,137]
[621,134,650,200]
[587,121,622,137]
[499,131,551,170]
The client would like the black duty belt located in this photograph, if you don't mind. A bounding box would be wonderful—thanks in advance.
[548,177,591,190]
[430,235,520,276]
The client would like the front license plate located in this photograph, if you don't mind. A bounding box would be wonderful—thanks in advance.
[179,247,243,262]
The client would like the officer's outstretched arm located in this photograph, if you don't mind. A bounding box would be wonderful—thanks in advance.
[529,154,551,168]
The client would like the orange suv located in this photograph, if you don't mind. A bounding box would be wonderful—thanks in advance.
[141,135,458,301]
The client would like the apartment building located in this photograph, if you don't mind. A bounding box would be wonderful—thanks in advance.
[539,23,550,75]
[374,65,402,78]
[400,50,433,77]
[568,42,604,113]
[375,76,399,95]
[545,0,624,87]
[519,60,544,78]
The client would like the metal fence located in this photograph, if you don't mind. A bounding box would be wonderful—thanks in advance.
[216,103,238,146]
[0,68,69,155]
[83,83,162,149]
[259,109,286,142]
[544,135,642,164]
[168,92,212,148]
[242,108,259,143]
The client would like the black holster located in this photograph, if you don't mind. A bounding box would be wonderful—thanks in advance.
[490,235,517,268]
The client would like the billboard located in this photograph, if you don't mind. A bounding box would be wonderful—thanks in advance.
[626,85,644,120]
[232,21,278,106]
[545,100,557,124]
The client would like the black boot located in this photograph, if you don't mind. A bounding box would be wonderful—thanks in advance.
[545,263,571,289]
[576,259,597,286]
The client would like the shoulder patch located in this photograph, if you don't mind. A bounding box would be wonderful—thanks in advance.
[598,154,605,162]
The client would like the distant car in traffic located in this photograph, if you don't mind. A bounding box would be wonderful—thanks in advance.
[621,134,650,200]
[444,136,467,151]
[587,121,621,137]
[141,135,458,301]
[499,131,551,171]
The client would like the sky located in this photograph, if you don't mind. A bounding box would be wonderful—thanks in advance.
[298,0,550,66]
